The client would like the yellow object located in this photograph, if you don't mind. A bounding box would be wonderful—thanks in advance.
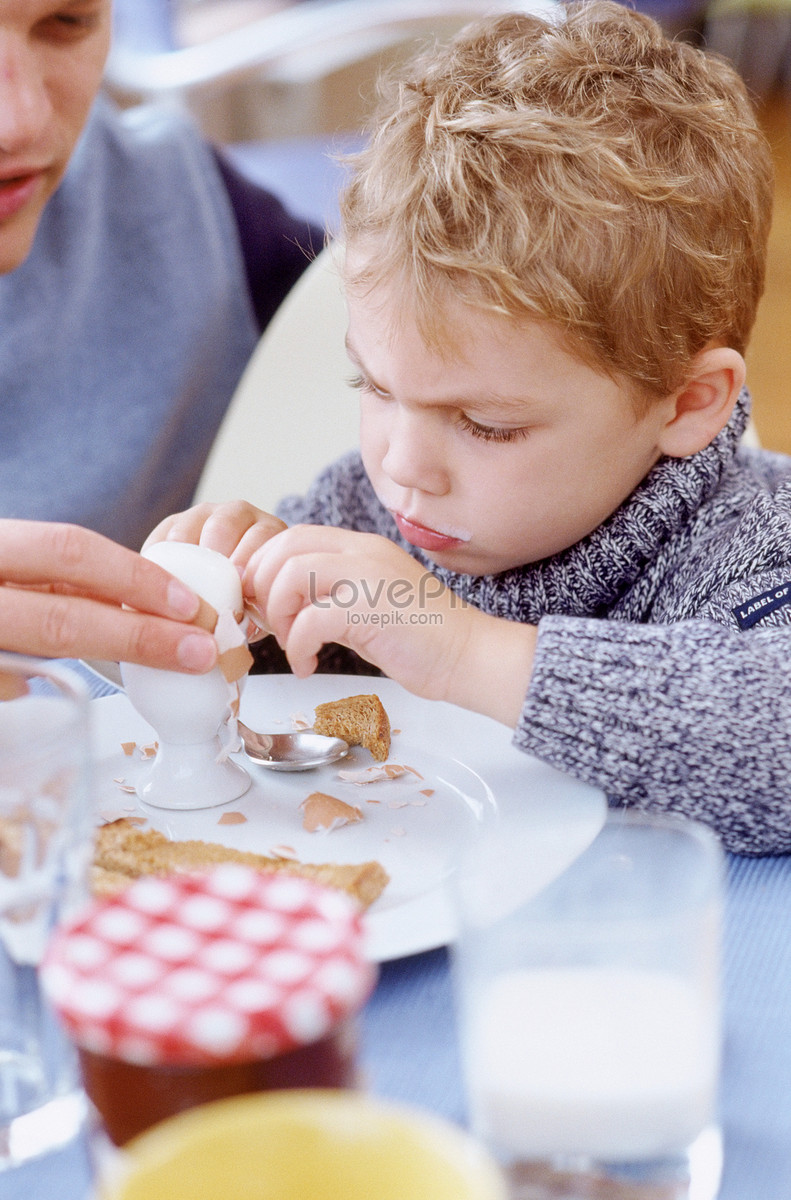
[99,1089,507,1200]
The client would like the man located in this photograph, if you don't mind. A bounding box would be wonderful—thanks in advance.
[0,0,319,669]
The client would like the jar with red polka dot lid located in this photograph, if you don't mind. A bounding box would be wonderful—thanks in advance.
[42,865,376,1146]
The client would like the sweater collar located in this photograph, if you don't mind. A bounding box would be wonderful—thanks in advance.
[433,387,751,620]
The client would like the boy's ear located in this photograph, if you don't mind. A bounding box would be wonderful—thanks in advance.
[657,347,746,458]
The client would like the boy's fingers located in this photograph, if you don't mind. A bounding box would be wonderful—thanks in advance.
[191,503,283,560]
[243,524,339,599]
[281,598,352,678]
[227,518,288,571]
[143,503,285,566]
[142,505,217,549]
[261,550,366,649]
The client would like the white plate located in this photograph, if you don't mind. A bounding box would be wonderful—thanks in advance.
[88,675,606,961]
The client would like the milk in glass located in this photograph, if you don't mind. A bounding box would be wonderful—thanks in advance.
[468,965,719,1162]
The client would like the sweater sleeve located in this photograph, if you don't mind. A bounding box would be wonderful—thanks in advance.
[519,614,791,855]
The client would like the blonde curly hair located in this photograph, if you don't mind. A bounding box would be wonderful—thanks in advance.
[339,2,774,404]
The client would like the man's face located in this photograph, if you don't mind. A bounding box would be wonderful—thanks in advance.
[346,255,679,578]
[0,0,111,273]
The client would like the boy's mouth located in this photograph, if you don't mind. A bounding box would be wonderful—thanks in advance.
[391,511,471,553]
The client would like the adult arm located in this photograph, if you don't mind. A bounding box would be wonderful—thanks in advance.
[0,521,217,671]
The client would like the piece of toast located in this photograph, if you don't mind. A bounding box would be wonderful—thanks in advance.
[92,818,389,910]
[313,694,391,762]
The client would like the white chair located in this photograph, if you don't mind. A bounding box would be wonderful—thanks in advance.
[193,244,357,512]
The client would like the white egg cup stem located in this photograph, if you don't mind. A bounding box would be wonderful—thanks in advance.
[119,541,254,812]
[121,662,251,810]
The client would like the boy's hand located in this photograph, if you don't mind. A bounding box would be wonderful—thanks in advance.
[244,525,537,727]
[144,501,287,574]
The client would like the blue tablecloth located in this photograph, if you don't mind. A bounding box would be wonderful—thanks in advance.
[5,666,791,1198]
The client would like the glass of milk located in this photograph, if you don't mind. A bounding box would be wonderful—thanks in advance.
[451,811,724,1199]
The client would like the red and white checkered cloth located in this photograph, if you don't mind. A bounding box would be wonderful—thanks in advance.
[43,866,375,1066]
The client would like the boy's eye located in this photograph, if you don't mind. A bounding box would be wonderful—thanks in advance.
[348,373,527,443]
[458,414,529,444]
[347,373,390,399]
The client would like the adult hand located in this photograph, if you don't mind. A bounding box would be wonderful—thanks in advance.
[0,521,217,672]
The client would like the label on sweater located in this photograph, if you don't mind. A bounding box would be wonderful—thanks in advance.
[732,583,791,629]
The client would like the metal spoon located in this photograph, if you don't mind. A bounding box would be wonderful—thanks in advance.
[238,721,348,772]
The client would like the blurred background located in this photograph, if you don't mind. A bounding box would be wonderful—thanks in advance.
[106,0,791,455]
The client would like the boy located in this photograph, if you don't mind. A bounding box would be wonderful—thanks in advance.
[155,2,791,855]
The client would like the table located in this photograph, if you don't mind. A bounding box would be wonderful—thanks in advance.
[5,668,791,1199]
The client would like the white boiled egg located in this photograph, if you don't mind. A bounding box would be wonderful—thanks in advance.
[142,542,242,615]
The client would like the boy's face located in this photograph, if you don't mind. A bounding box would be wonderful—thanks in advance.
[0,0,111,273]
[347,263,679,577]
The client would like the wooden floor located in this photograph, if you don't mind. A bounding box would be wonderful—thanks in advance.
[744,94,791,453]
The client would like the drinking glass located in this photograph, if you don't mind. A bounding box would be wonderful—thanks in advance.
[0,654,93,1170]
[452,810,724,1200]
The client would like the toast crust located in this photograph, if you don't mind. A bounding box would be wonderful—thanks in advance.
[313,694,391,762]
[92,818,389,910]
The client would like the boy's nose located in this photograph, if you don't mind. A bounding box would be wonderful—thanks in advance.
[0,38,51,154]
[380,409,450,496]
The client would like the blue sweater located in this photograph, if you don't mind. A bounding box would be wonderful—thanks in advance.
[274,389,791,855]
[0,98,318,550]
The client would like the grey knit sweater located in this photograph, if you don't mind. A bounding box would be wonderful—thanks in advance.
[274,389,791,856]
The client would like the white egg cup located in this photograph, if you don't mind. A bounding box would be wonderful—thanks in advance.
[120,543,252,811]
